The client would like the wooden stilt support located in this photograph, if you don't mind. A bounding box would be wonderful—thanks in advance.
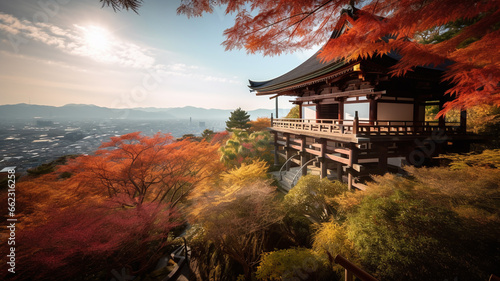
[337,162,343,182]
[348,143,359,190]
[375,143,388,173]
[320,139,327,179]
[273,131,279,167]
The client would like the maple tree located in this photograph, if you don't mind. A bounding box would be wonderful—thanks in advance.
[8,201,179,280]
[60,132,223,206]
[103,0,499,115]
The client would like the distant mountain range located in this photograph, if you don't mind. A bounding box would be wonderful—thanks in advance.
[0,104,291,121]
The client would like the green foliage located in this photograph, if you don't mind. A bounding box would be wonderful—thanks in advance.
[345,178,465,280]
[226,107,251,132]
[424,104,439,121]
[285,105,300,118]
[201,129,215,140]
[335,168,500,281]
[256,248,332,281]
[219,129,273,168]
[27,155,78,176]
[283,175,347,223]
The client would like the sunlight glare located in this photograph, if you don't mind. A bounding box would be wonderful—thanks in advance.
[83,25,111,52]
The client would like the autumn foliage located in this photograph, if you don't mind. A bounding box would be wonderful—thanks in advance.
[61,132,223,206]
[177,0,498,115]
[0,132,223,280]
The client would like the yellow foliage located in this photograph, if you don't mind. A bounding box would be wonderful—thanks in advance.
[312,221,359,272]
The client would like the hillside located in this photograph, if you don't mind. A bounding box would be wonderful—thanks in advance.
[0,104,290,121]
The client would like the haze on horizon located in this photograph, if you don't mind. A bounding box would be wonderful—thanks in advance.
[0,1,316,111]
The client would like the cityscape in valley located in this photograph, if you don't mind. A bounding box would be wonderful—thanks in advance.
[0,103,288,172]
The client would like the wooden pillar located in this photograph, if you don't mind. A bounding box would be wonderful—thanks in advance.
[273,131,279,167]
[337,162,343,182]
[460,109,467,133]
[348,143,359,190]
[338,98,344,123]
[300,152,309,176]
[275,96,279,118]
[285,134,292,171]
[298,102,303,119]
[369,98,377,125]
[320,139,327,179]
[374,142,388,173]
[438,98,446,129]
[353,111,359,135]
[300,135,308,176]
[345,269,354,281]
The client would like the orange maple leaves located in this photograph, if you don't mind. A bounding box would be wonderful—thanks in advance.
[61,132,223,206]
[177,0,499,115]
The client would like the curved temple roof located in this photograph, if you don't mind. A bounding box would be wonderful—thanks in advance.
[248,8,447,96]
[248,48,348,95]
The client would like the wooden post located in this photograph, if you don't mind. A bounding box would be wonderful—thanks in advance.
[273,131,279,167]
[337,162,343,182]
[285,134,292,171]
[460,109,467,133]
[353,111,359,135]
[375,143,388,173]
[320,139,327,179]
[298,102,303,119]
[275,96,279,118]
[438,99,446,129]
[270,113,273,127]
[338,98,344,124]
[345,269,354,281]
[300,136,308,176]
[348,143,358,190]
[369,98,377,125]
[334,255,378,281]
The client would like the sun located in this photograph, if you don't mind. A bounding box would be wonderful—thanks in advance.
[82,25,111,52]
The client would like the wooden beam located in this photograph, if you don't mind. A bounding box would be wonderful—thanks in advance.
[325,153,350,165]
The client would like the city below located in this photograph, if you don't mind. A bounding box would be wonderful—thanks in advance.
[0,118,226,173]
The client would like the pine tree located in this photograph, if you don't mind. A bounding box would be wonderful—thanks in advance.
[225,107,251,132]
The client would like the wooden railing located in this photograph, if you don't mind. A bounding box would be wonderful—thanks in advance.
[271,118,464,137]
[334,255,378,281]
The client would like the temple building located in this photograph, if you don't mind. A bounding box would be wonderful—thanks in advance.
[249,10,477,190]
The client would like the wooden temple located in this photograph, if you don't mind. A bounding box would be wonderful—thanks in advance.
[249,10,477,190]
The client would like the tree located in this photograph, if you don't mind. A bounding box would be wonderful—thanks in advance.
[188,161,283,281]
[201,128,215,140]
[102,0,499,115]
[285,105,300,118]
[248,117,271,133]
[283,175,347,223]
[226,107,251,132]
[8,201,179,281]
[60,132,223,206]
[219,129,273,167]
[256,248,331,281]
[334,169,500,280]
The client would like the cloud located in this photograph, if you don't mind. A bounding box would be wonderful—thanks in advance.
[0,12,156,69]
[0,12,240,84]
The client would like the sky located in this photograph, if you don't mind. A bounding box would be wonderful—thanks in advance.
[0,0,319,111]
